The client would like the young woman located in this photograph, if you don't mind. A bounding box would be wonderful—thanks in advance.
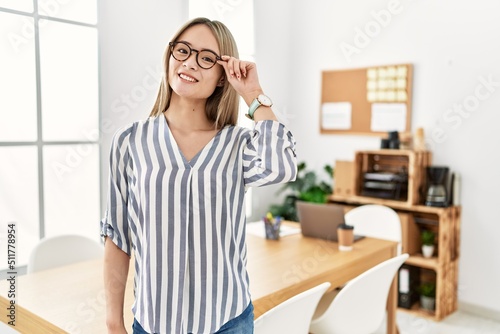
[101,17,297,334]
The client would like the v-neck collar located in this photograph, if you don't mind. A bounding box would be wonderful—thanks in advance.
[160,114,227,168]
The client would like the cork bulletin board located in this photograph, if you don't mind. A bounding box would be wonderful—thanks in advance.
[320,64,413,136]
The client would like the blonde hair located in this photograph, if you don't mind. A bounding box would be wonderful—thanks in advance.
[149,17,240,129]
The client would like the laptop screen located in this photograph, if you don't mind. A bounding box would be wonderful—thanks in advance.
[296,201,364,242]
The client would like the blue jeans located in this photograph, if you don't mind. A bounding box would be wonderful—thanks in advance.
[132,302,254,334]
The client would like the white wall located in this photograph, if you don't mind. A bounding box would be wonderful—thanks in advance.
[98,0,500,318]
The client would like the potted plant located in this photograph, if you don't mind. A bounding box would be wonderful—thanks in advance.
[418,281,436,311]
[421,230,435,258]
[268,161,333,221]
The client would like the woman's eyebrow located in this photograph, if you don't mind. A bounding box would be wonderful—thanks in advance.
[177,40,220,54]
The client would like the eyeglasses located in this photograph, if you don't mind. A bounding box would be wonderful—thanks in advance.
[169,41,221,70]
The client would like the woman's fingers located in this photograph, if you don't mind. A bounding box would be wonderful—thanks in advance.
[218,56,262,100]
[219,56,251,81]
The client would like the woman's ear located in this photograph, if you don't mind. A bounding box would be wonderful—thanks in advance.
[217,75,225,87]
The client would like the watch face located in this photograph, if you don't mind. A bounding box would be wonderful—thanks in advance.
[258,94,273,107]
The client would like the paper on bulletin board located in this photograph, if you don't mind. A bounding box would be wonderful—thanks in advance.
[321,102,352,130]
[371,103,407,132]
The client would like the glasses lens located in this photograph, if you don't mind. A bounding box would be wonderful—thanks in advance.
[197,50,218,69]
[172,42,190,61]
[170,42,219,69]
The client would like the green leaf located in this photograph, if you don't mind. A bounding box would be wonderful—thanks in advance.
[421,230,435,245]
[418,282,436,297]
[266,161,334,221]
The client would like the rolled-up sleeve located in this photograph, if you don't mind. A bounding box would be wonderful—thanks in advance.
[243,120,297,187]
[100,127,133,256]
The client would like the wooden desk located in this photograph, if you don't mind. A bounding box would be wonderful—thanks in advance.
[0,232,398,334]
[247,233,398,333]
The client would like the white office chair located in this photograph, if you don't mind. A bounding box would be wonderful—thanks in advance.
[309,253,409,334]
[27,234,104,273]
[345,204,403,254]
[254,282,331,334]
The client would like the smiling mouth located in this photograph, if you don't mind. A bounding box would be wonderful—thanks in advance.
[179,73,198,83]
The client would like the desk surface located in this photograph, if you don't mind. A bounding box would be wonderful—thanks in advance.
[0,228,397,334]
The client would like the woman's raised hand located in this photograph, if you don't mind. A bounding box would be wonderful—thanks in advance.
[217,55,263,105]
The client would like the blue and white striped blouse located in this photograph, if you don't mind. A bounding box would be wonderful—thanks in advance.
[100,115,297,333]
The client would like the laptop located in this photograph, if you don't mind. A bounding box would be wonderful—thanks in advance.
[296,201,364,242]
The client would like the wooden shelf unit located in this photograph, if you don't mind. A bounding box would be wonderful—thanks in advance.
[347,149,432,207]
[330,149,460,321]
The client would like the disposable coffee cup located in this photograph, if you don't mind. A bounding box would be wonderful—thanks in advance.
[337,224,354,251]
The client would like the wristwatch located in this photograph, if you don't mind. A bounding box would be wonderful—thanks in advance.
[245,94,273,120]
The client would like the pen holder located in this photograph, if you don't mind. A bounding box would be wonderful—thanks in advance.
[264,219,281,240]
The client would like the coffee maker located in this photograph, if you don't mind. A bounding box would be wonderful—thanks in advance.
[425,166,449,207]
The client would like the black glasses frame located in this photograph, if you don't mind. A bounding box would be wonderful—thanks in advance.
[169,41,222,69]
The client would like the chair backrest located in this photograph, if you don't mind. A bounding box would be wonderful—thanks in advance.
[345,204,402,254]
[254,282,331,334]
[28,234,104,273]
[309,253,409,334]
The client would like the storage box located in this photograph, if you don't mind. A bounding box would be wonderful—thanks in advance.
[354,150,432,206]
[334,160,355,197]
[398,212,420,255]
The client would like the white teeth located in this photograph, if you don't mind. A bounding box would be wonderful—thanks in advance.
[179,73,196,82]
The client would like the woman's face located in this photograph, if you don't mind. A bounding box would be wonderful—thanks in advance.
[168,24,224,102]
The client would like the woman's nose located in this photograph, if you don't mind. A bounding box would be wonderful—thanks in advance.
[182,51,198,69]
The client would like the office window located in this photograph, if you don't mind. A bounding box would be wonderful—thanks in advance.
[189,0,255,217]
[37,0,97,24]
[0,0,32,13]
[0,12,37,141]
[0,1,99,274]
[0,147,40,269]
[39,20,98,141]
